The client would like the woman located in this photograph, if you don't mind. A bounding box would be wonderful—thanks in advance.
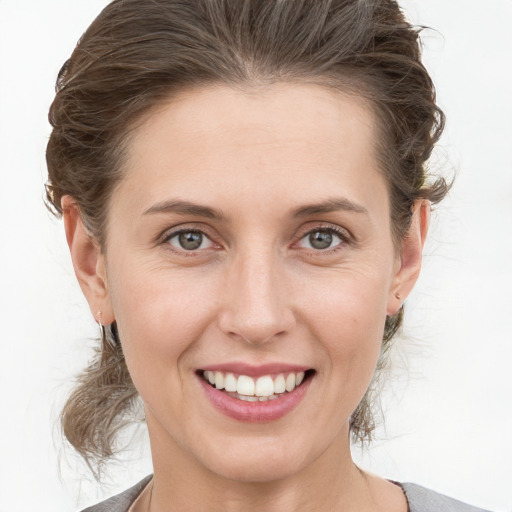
[45,0,492,510]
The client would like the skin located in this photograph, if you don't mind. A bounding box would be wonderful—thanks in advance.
[63,83,429,511]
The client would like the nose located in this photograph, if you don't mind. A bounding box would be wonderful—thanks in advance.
[218,248,295,345]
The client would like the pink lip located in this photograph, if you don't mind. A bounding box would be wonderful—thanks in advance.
[200,362,310,377]
[198,372,312,423]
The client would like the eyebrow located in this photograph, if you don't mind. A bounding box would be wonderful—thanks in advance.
[142,197,368,220]
[143,200,226,220]
[291,198,369,217]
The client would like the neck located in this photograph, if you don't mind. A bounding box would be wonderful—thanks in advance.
[145,414,383,512]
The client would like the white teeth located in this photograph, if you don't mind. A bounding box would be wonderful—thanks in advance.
[234,393,258,402]
[227,392,281,401]
[214,371,224,390]
[274,374,286,394]
[285,373,296,392]
[255,375,274,397]
[202,370,309,399]
[224,373,237,392]
[237,375,255,396]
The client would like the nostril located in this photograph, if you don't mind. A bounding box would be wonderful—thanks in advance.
[236,330,283,345]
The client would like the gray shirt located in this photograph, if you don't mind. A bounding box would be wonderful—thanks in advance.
[81,475,492,512]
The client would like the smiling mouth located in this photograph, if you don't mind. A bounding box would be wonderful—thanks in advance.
[198,369,315,402]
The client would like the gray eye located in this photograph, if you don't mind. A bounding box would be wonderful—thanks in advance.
[298,229,344,251]
[166,229,214,252]
[178,231,203,250]
[308,231,333,250]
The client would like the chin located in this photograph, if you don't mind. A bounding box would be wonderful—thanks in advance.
[189,431,320,483]
[205,453,305,483]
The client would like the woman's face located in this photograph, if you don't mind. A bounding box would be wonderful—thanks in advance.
[92,83,416,482]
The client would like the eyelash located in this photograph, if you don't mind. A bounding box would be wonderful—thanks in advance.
[160,224,351,256]
[161,228,216,257]
[296,225,350,254]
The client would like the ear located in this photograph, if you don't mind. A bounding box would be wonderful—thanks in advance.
[62,196,115,324]
[387,199,430,315]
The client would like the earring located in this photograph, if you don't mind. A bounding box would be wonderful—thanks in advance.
[97,310,106,338]
[395,292,401,300]
[97,310,120,350]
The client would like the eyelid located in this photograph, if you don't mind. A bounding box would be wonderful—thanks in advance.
[159,224,220,253]
[168,229,214,250]
[159,222,212,241]
[294,223,353,252]
[157,222,354,254]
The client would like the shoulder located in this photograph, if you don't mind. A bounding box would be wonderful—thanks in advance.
[80,475,152,512]
[401,482,492,512]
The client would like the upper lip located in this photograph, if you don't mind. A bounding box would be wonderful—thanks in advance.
[199,362,311,377]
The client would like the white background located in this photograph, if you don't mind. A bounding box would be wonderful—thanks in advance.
[0,1,511,511]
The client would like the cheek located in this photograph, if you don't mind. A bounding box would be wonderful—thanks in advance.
[303,266,390,340]
[107,261,220,389]
[301,268,389,385]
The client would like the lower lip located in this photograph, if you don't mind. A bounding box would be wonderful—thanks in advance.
[199,375,312,423]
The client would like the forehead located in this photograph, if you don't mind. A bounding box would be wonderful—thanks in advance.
[116,83,387,218]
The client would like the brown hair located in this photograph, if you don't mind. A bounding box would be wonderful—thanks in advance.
[46,0,448,469]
